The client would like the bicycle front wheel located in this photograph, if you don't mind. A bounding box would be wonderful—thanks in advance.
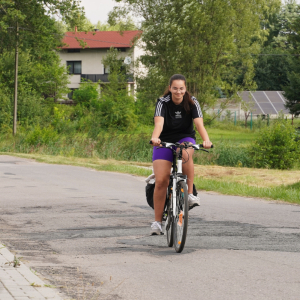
[165,193,173,247]
[173,181,189,253]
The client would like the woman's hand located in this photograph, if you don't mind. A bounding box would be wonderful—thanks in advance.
[151,137,161,146]
[203,140,212,149]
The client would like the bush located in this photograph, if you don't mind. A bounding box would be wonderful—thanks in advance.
[73,81,99,108]
[250,121,300,169]
[0,86,12,133]
[24,125,59,146]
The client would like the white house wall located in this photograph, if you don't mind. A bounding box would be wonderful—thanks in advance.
[58,48,131,89]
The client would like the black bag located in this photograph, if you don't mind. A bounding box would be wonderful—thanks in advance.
[145,183,156,209]
[145,182,198,209]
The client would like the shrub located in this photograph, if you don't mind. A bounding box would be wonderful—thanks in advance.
[24,125,59,146]
[250,121,300,169]
[0,86,12,133]
[73,81,99,108]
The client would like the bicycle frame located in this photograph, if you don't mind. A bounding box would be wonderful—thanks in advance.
[167,143,187,218]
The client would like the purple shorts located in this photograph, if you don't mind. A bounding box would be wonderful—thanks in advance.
[152,137,196,162]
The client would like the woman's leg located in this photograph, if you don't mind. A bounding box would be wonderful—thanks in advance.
[153,159,172,222]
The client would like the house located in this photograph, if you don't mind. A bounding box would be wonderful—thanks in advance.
[58,30,143,99]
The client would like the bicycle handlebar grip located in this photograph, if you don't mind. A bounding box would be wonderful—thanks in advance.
[199,144,214,148]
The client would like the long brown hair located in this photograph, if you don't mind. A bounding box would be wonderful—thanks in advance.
[163,74,194,113]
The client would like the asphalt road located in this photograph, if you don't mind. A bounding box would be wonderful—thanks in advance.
[0,155,300,300]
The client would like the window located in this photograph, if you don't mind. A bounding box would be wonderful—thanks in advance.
[68,88,77,99]
[117,47,127,52]
[67,61,81,74]
[104,66,110,74]
[67,49,80,53]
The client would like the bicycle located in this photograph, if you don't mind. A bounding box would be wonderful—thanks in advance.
[151,141,213,253]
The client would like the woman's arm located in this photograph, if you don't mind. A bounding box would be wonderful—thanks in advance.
[151,116,164,146]
[194,118,212,149]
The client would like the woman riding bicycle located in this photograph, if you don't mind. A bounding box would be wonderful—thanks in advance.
[150,74,212,235]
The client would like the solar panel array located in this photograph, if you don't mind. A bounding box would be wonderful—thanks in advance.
[238,91,289,115]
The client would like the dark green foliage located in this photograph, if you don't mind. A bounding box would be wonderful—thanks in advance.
[73,81,99,108]
[0,0,82,54]
[0,85,13,133]
[254,47,292,90]
[16,87,44,126]
[282,8,300,117]
[283,71,300,116]
[250,121,300,169]
[254,1,300,91]
[135,94,155,126]
[24,125,59,146]
[99,48,137,130]
[0,50,69,132]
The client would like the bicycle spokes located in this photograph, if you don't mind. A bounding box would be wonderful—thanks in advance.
[177,210,183,226]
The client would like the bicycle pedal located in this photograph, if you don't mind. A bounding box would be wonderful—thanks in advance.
[150,232,164,236]
[189,203,200,211]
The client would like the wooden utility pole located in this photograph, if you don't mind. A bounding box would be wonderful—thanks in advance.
[13,22,19,136]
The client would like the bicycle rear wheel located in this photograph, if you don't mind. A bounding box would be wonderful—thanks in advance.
[173,181,188,253]
[165,192,173,247]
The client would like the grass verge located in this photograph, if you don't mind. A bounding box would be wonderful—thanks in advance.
[1,152,300,205]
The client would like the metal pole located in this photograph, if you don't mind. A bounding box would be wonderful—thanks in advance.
[250,112,253,130]
[13,22,19,136]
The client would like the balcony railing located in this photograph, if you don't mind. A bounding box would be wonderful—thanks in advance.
[81,74,133,83]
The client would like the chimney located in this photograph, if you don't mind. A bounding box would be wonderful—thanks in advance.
[75,26,77,32]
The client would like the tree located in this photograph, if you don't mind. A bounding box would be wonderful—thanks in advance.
[281,2,300,118]
[283,71,300,118]
[110,0,280,110]
[95,17,136,31]
[253,0,300,90]
[254,46,292,90]
[0,50,69,101]
[98,48,137,130]
[0,0,80,133]
[0,0,83,54]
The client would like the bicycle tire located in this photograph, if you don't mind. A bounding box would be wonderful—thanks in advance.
[165,192,173,247]
[173,180,189,253]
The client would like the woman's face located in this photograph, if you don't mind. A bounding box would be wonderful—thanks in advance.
[169,80,186,102]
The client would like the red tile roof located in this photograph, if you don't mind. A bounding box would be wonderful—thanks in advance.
[61,30,142,49]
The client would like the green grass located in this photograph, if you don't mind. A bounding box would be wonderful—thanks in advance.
[206,128,259,144]
[194,177,300,205]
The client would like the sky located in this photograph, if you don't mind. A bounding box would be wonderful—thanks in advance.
[79,0,116,24]
[79,0,300,25]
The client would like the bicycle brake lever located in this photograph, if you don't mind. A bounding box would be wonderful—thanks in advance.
[200,149,209,153]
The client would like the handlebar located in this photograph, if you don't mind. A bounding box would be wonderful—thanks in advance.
[149,140,213,149]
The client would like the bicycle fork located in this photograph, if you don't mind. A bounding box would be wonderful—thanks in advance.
[172,158,186,217]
